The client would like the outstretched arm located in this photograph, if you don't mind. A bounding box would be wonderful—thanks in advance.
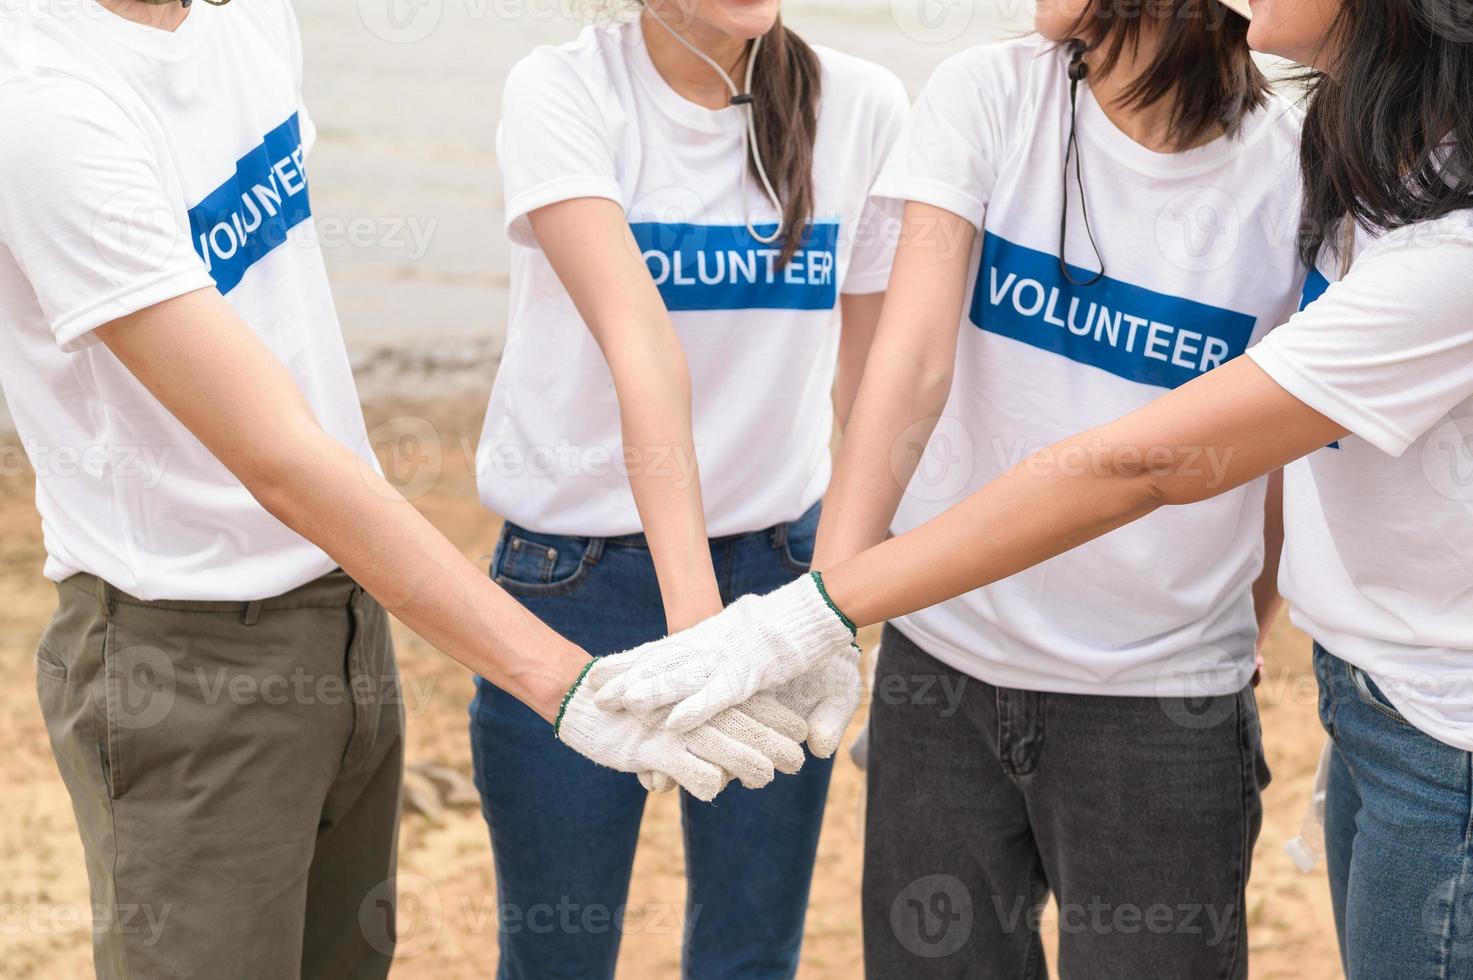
[820,356,1346,626]
[528,198,722,633]
[814,203,974,569]
[100,290,811,800]
[100,289,591,720]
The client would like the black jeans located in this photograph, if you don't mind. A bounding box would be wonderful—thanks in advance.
[862,624,1270,980]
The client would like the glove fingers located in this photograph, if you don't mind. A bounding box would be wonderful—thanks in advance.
[805,694,858,759]
[653,749,729,803]
[805,652,863,759]
[639,771,677,793]
[615,653,724,717]
[710,707,807,775]
[593,661,670,711]
[592,647,704,711]
[683,727,777,791]
[733,694,809,744]
[664,671,762,733]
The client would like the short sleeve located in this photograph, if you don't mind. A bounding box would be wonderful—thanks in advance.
[844,72,909,295]
[869,46,1016,230]
[0,73,214,353]
[1247,223,1473,457]
[496,49,623,248]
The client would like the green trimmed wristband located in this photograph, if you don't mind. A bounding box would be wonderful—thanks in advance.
[553,659,596,738]
[810,570,857,636]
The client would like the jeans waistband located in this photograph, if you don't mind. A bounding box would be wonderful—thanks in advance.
[511,500,823,552]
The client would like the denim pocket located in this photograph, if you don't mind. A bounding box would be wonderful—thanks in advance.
[1349,663,1411,727]
[773,503,822,576]
[492,526,595,598]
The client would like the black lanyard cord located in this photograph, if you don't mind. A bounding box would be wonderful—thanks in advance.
[1060,39,1106,288]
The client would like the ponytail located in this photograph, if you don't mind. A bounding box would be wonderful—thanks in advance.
[749,16,822,267]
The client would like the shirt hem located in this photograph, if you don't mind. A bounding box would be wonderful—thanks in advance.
[887,617,1257,698]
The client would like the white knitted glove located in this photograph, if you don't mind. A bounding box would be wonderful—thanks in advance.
[592,573,857,733]
[779,643,864,759]
[556,661,807,802]
[639,643,863,793]
[637,689,813,794]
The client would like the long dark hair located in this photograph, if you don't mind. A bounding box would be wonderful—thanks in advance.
[1062,0,1268,151]
[750,16,821,266]
[1297,0,1473,266]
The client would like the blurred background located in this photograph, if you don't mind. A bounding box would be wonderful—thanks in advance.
[0,0,1339,976]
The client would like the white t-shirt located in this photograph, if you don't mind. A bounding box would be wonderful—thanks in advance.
[1249,213,1473,750]
[0,1,376,601]
[478,20,907,537]
[874,38,1307,697]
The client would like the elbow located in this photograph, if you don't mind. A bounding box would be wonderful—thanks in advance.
[910,357,955,413]
[606,331,694,404]
[231,420,333,520]
[236,449,300,521]
[923,366,955,406]
[1109,449,1205,511]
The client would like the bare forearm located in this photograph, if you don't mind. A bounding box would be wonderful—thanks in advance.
[834,292,885,431]
[820,357,1346,630]
[527,198,721,630]
[815,202,974,571]
[814,348,953,569]
[823,441,1162,627]
[253,430,588,720]
[609,348,721,631]
[98,291,588,721]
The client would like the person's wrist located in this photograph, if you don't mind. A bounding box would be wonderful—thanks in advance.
[812,565,868,634]
[523,647,595,725]
[663,587,724,634]
[553,658,597,736]
[809,570,857,636]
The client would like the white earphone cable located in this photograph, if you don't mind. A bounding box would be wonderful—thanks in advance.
[645,7,784,244]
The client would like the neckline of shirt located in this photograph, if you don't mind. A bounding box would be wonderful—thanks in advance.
[621,18,746,136]
[78,0,215,61]
[1074,81,1276,179]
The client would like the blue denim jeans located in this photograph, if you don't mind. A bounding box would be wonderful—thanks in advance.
[469,502,834,980]
[1315,644,1473,979]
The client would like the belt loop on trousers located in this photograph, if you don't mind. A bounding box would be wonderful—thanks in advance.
[93,576,113,620]
[241,601,262,627]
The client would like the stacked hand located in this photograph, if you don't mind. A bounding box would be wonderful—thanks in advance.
[556,658,811,802]
[557,574,861,799]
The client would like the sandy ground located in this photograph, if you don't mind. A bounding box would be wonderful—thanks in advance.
[0,396,1342,979]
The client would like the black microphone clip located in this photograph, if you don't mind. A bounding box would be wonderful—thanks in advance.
[1065,39,1089,83]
